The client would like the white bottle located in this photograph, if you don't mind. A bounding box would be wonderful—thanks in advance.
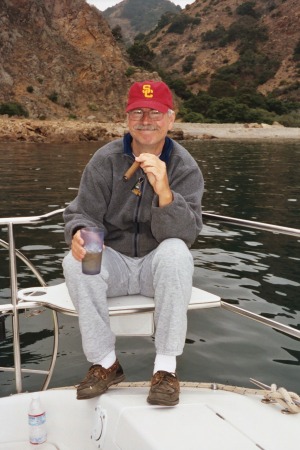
[28,392,47,445]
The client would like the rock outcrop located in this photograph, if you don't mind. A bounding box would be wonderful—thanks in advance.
[0,117,298,143]
[0,0,131,120]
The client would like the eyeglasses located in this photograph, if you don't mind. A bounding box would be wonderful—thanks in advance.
[127,109,164,121]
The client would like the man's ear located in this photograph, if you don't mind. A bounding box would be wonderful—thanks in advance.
[168,112,176,131]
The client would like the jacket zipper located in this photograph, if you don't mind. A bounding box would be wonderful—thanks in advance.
[133,177,145,256]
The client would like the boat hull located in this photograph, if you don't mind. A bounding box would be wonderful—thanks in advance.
[0,385,299,450]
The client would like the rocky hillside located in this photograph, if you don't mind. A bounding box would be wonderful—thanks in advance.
[0,0,135,120]
[0,0,299,123]
[145,0,300,101]
[103,0,180,45]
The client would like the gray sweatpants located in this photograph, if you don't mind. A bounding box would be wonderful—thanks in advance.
[63,238,194,364]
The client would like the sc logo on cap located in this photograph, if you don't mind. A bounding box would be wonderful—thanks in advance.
[142,84,153,98]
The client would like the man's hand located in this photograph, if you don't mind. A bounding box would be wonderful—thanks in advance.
[71,230,86,261]
[135,153,173,207]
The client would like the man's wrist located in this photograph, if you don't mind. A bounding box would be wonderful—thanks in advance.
[158,190,173,207]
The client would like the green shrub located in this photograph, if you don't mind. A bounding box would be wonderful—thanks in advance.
[0,102,29,117]
[167,15,199,35]
[182,91,214,115]
[201,25,226,44]
[208,79,236,98]
[26,86,34,93]
[224,6,232,15]
[201,16,268,52]
[125,66,137,77]
[293,39,300,61]
[206,98,248,122]
[245,107,276,124]
[155,12,177,32]
[134,33,146,42]
[276,111,300,127]
[150,41,159,48]
[180,111,205,123]
[236,1,259,19]
[182,55,196,74]
[126,43,154,70]
[213,50,280,88]
[265,97,290,115]
[47,91,58,103]
[166,78,192,100]
[227,17,268,49]
[206,97,275,123]
[236,87,267,109]
[112,25,123,42]
[88,103,98,111]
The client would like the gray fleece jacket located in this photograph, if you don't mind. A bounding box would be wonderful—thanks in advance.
[64,133,204,257]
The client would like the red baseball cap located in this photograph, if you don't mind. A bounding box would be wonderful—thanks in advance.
[126,80,173,113]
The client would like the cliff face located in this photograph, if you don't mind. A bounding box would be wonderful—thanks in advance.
[1,0,299,121]
[147,0,300,100]
[0,0,131,120]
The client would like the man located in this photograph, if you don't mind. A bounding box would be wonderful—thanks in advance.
[63,80,204,406]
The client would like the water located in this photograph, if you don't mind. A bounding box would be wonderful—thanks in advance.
[0,139,299,397]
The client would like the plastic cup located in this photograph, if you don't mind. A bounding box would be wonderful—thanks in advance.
[81,227,104,275]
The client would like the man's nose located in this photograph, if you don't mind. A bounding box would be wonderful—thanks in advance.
[140,111,151,122]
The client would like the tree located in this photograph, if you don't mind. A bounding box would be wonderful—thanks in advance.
[236,1,259,19]
[0,102,29,117]
[207,98,252,122]
[112,25,123,42]
[183,91,214,115]
[127,43,154,70]
[208,79,236,98]
[293,39,300,61]
[166,78,192,100]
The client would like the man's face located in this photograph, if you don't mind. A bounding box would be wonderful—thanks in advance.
[127,108,175,154]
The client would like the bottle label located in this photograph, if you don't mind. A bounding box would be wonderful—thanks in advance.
[29,413,47,444]
[29,412,46,426]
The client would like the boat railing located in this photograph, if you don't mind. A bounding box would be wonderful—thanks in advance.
[203,212,300,340]
[0,209,65,394]
[1,210,300,395]
[202,212,300,237]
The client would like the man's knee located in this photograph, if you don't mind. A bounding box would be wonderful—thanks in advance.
[63,251,81,278]
[153,238,193,269]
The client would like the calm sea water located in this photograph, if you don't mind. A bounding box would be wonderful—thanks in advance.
[0,139,299,397]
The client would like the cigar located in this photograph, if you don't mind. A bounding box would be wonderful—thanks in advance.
[123,160,140,181]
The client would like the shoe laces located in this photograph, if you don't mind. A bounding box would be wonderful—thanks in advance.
[87,364,108,381]
[153,370,177,386]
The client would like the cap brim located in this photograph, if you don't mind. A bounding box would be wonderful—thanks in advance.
[126,100,169,113]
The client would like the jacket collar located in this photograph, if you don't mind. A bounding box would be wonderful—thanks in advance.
[123,132,173,164]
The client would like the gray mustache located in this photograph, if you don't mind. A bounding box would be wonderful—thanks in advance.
[133,125,158,131]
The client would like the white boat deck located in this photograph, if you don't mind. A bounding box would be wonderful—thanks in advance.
[0,386,299,450]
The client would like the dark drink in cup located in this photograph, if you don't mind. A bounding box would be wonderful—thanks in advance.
[81,227,104,275]
[82,251,102,275]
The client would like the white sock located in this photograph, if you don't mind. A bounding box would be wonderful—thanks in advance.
[154,354,176,374]
[94,350,116,369]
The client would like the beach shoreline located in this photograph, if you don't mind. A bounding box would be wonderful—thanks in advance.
[172,122,300,141]
[0,117,299,143]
